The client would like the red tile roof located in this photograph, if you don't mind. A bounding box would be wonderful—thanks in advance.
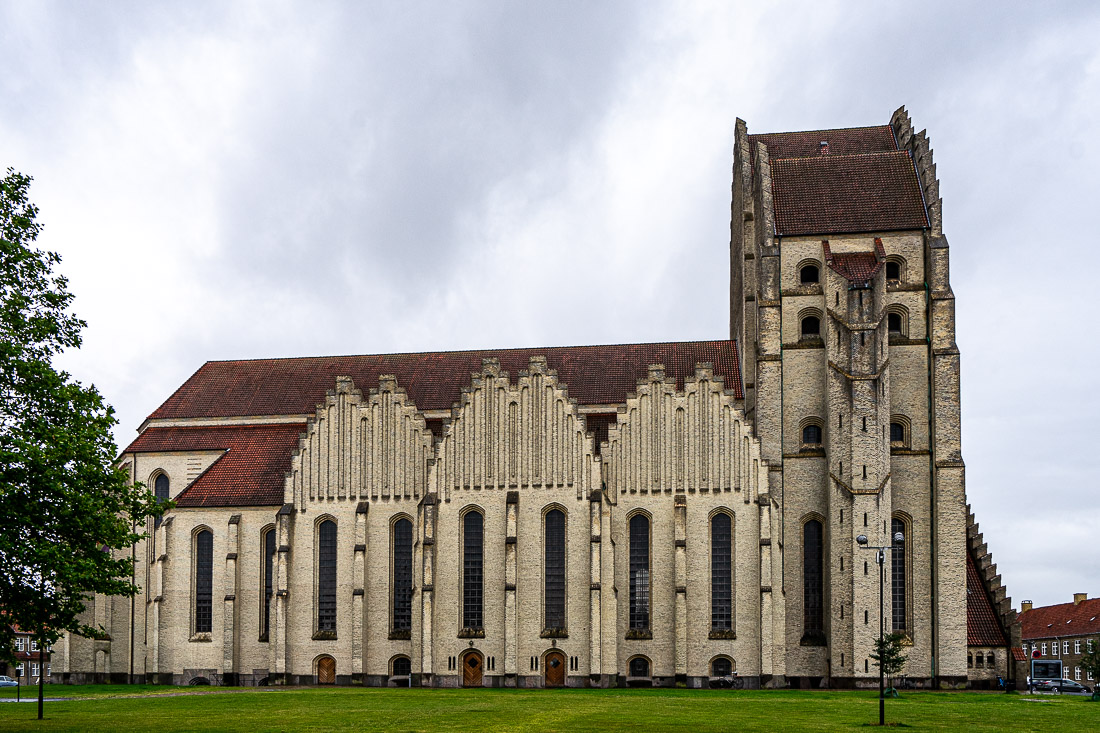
[126,424,306,507]
[148,340,743,421]
[770,152,929,236]
[967,552,1009,647]
[826,252,881,282]
[749,125,898,160]
[1019,596,1100,641]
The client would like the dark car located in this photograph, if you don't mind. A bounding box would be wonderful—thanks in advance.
[1033,678,1092,695]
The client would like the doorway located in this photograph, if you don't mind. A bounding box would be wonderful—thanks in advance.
[544,650,566,687]
[317,656,336,684]
[462,651,483,687]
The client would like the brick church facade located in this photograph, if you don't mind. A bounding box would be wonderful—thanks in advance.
[55,107,1020,689]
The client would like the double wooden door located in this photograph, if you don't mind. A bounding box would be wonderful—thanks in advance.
[544,651,566,687]
[318,656,336,684]
[462,651,483,687]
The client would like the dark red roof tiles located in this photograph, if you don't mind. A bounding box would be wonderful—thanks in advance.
[149,341,743,421]
[967,552,1009,647]
[126,424,306,508]
[770,152,929,236]
[749,125,897,160]
[826,252,881,282]
[1019,596,1100,640]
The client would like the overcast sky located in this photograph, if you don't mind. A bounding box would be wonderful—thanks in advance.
[2,1,1097,610]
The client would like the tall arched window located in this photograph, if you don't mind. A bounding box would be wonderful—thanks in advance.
[891,517,907,634]
[800,264,819,284]
[802,519,824,644]
[711,512,732,631]
[194,529,213,634]
[392,518,414,633]
[802,424,822,445]
[261,527,276,640]
[463,510,484,630]
[317,520,337,633]
[544,509,566,630]
[629,514,650,630]
[154,474,169,528]
[801,316,820,338]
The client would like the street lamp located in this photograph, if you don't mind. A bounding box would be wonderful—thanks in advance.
[857,530,904,727]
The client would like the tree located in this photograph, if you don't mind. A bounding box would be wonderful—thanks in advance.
[0,169,163,718]
[871,631,909,693]
[1080,638,1100,700]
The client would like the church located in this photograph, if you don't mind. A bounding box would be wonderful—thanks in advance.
[55,107,1021,689]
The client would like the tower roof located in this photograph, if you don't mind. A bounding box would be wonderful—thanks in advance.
[749,123,929,236]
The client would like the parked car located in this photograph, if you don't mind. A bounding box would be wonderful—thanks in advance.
[0,675,17,687]
[1033,678,1092,695]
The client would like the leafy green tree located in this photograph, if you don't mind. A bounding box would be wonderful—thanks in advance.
[1,168,163,717]
[1080,638,1100,699]
[871,631,909,691]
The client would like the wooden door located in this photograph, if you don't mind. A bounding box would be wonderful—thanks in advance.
[318,656,336,684]
[462,651,483,687]
[544,651,566,687]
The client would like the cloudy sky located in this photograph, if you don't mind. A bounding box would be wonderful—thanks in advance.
[2,1,1097,610]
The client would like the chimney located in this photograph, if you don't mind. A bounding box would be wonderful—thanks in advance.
[1021,600,1033,613]
[1074,593,1087,605]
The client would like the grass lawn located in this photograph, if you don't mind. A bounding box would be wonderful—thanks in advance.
[0,686,1096,732]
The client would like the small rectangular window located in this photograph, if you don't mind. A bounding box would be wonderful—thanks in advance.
[15,638,24,652]
[29,639,38,652]
[15,664,23,677]
[31,663,39,677]
[1042,643,1047,655]
[1075,640,1081,654]
[1076,666,1082,680]
[1064,640,1070,655]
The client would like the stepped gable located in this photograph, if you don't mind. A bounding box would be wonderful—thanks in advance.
[967,553,1008,646]
[966,505,1020,648]
[1019,597,1100,640]
[125,424,306,507]
[148,340,742,421]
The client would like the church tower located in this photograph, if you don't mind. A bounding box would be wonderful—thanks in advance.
[730,108,968,687]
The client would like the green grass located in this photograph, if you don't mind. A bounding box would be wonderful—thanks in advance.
[0,686,1096,732]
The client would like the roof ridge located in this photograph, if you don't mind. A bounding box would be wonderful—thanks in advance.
[195,338,736,366]
[751,123,892,138]
[771,150,911,162]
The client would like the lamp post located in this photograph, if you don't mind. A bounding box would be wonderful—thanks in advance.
[857,531,904,727]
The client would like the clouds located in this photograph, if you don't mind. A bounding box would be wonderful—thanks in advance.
[1,0,1097,608]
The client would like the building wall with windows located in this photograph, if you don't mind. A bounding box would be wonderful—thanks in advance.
[2,628,51,685]
[56,107,1015,689]
[1020,594,1100,684]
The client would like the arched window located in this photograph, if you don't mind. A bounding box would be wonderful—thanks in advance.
[710,513,732,631]
[885,261,901,280]
[463,510,484,630]
[317,520,337,633]
[800,264,819,284]
[392,656,411,677]
[801,316,820,338]
[891,517,907,634]
[890,422,905,444]
[392,518,413,633]
[628,656,650,678]
[194,529,213,634]
[802,424,822,445]
[888,312,902,334]
[154,474,169,528]
[802,519,824,644]
[711,657,732,677]
[629,514,650,630]
[544,509,566,630]
[261,527,276,640]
